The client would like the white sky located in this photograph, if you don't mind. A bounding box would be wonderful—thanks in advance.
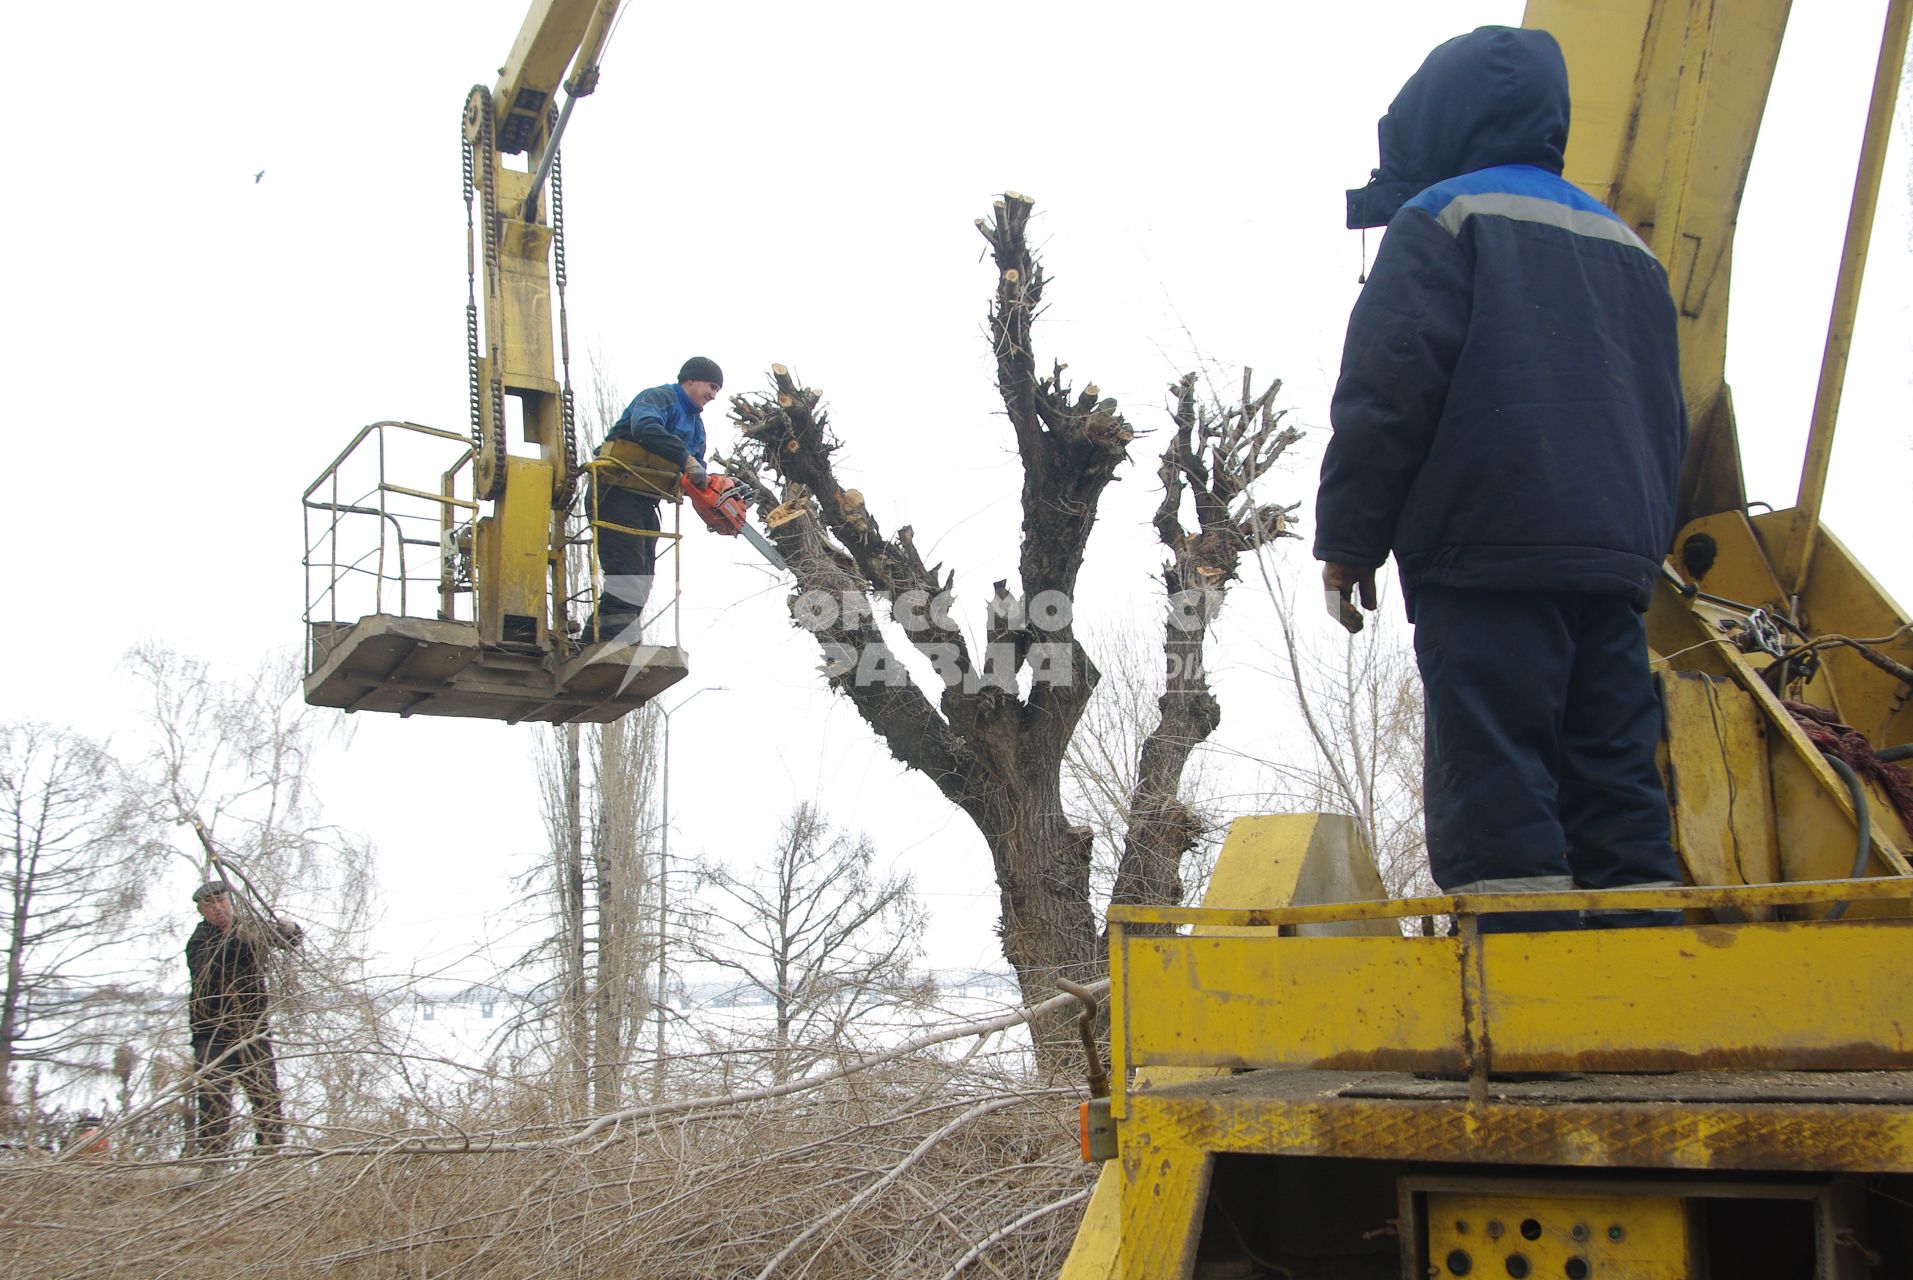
[5,1,1909,980]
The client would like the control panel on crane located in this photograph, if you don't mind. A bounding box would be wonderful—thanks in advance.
[299,0,690,724]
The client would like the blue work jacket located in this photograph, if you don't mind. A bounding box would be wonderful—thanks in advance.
[1316,26,1686,614]
[606,383,707,467]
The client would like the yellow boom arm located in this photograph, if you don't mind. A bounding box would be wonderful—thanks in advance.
[462,0,623,648]
[494,0,621,156]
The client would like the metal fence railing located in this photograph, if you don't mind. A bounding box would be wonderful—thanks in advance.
[303,422,682,670]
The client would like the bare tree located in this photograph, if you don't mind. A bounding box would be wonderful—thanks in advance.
[724,193,1295,1035]
[129,645,376,925]
[529,706,662,1111]
[1062,370,1302,918]
[691,803,927,1084]
[0,723,156,1114]
[503,363,668,1113]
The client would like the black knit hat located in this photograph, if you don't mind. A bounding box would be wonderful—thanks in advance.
[678,356,723,387]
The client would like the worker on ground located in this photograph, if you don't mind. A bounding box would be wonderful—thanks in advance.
[68,1114,109,1161]
[1314,26,1686,933]
[588,357,722,643]
[185,881,302,1155]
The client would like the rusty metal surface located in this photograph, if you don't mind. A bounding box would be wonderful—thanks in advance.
[1130,1069,1913,1174]
[1112,909,1913,1099]
[303,614,686,722]
[1342,1069,1913,1106]
[1106,876,1913,929]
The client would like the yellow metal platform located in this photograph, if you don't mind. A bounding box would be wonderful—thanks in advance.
[1128,1067,1913,1174]
[1064,869,1913,1280]
[304,614,686,723]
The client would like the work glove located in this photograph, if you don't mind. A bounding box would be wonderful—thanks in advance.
[1320,561,1377,635]
[684,458,708,487]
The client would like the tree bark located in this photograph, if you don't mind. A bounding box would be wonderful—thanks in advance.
[561,723,588,1104]
[591,721,622,1113]
[724,197,1292,1063]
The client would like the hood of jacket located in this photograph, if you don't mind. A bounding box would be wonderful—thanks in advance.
[1346,25,1570,229]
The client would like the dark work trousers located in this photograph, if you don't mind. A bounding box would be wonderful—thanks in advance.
[190,1034,285,1154]
[1412,586,1683,934]
[588,484,660,641]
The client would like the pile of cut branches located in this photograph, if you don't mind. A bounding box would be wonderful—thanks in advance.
[0,996,1103,1279]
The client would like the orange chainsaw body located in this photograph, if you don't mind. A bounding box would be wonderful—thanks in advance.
[681,474,751,536]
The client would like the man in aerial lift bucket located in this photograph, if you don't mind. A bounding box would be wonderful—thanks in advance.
[588,356,722,643]
[1315,26,1685,932]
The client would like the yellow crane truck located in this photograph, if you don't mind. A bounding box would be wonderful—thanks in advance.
[1063,2,1913,1276]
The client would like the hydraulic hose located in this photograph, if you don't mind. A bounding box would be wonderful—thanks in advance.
[1880,743,1913,764]
[1821,751,1872,921]
[1055,979,1110,1100]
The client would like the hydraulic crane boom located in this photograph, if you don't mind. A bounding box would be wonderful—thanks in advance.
[461,0,624,649]
[1530,0,1787,527]
[302,0,690,723]
[493,0,620,163]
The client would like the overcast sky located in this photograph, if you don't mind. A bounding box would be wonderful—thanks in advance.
[6,2,1908,979]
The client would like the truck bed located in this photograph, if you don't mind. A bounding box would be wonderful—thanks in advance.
[1133,1067,1913,1173]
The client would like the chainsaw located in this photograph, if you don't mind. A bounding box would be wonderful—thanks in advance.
[681,473,788,571]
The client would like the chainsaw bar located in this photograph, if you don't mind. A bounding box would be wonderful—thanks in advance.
[681,473,788,572]
[738,522,788,572]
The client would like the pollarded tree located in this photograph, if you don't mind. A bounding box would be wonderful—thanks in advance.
[0,723,156,1112]
[724,194,1297,1032]
[1063,614,1221,911]
[1112,372,1300,922]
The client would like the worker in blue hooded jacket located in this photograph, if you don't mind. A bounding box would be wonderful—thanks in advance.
[588,356,721,642]
[1314,26,1686,932]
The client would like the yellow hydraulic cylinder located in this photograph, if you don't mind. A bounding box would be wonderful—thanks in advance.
[476,456,555,647]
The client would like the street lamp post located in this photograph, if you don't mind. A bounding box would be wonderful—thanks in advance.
[653,684,726,1100]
